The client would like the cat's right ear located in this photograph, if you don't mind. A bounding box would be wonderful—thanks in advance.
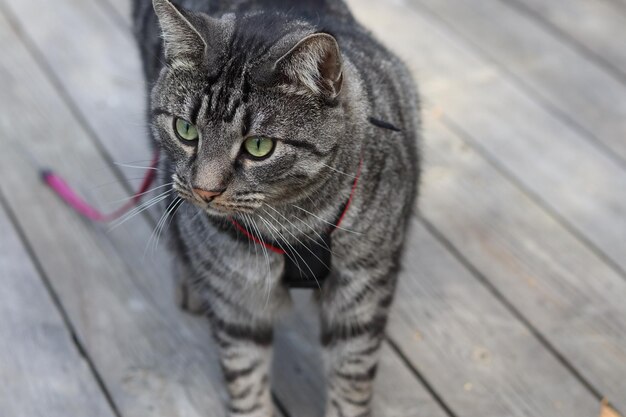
[152,0,207,65]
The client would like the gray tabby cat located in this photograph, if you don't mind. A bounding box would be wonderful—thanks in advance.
[132,0,420,415]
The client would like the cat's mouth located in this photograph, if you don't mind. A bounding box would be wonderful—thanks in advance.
[171,174,257,216]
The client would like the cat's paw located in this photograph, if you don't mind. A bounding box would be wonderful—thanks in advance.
[175,280,206,315]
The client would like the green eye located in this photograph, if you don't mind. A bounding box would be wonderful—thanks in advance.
[244,136,275,158]
[175,118,199,141]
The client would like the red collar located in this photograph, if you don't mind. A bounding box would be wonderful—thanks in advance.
[229,158,363,255]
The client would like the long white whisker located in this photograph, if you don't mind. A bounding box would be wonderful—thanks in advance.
[259,216,320,290]
[319,162,356,178]
[114,162,163,171]
[246,213,270,277]
[145,197,179,258]
[105,182,173,205]
[245,214,272,308]
[258,215,301,271]
[148,198,176,253]
[264,204,331,252]
[155,198,183,253]
[262,208,331,272]
[91,177,154,191]
[241,214,258,271]
[108,191,170,231]
[114,190,170,223]
[292,204,362,235]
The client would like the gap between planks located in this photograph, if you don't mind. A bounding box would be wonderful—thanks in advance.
[0,193,121,417]
[500,0,626,84]
[409,0,626,170]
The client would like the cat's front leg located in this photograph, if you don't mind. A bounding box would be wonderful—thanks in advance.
[211,319,275,417]
[199,272,285,417]
[320,269,397,417]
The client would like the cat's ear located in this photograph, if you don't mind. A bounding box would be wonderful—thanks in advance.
[152,0,207,64]
[274,33,344,100]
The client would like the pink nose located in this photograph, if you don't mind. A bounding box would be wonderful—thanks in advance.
[193,188,224,201]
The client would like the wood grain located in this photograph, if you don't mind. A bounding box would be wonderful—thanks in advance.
[388,219,598,417]
[104,0,130,22]
[504,0,626,80]
[0,205,117,417]
[1,0,150,184]
[422,114,626,411]
[410,0,626,164]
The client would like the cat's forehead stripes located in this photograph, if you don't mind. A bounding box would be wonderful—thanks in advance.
[199,50,251,125]
[200,72,246,124]
[194,14,294,125]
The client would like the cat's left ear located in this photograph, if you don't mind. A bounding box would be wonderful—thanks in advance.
[152,0,207,64]
[275,33,344,100]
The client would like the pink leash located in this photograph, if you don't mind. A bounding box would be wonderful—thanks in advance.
[41,152,160,222]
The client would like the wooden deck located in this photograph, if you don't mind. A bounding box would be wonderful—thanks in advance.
[0,0,624,416]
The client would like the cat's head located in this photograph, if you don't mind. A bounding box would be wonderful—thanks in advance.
[149,0,363,218]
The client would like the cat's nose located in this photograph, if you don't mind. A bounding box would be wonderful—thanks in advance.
[192,187,225,202]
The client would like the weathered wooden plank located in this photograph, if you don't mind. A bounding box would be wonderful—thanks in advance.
[388,219,598,417]
[0,9,229,417]
[1,0,150,183]
[504,0,626,79]
[409,0,626,164]
[0,205,117,417]
[422,114,626,412]
[349,0,626,275]
[103,0,129,22]
[273,291,450,417]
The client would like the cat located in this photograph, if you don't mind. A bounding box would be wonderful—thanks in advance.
[132,0,420,416]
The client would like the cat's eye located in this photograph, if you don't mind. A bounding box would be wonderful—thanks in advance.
[174,118,199,142]
[243,136,275,159]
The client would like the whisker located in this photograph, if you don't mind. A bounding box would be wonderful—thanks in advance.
[114,158,155,165]
[145,196,179,258]
[258,215,301,272]
[319,162,357,179]
[155,198,183,253]
[263,204,332,252]
[105,182,173,205]
[244,214,273,307]
[91,177,154,191]
[114,162,164,172]
[241,214,258,270]
[246,213,271,277]
[108,191,171,231]
[292,204,362,235]
[262,207,331,272]
[259,216,320,290]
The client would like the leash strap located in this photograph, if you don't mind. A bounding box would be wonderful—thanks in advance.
[41,151,159,222]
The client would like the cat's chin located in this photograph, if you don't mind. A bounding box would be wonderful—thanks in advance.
[203,207,231,218]
[202,203,248,219]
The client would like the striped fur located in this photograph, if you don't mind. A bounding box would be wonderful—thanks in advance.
[132,0,420,415]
